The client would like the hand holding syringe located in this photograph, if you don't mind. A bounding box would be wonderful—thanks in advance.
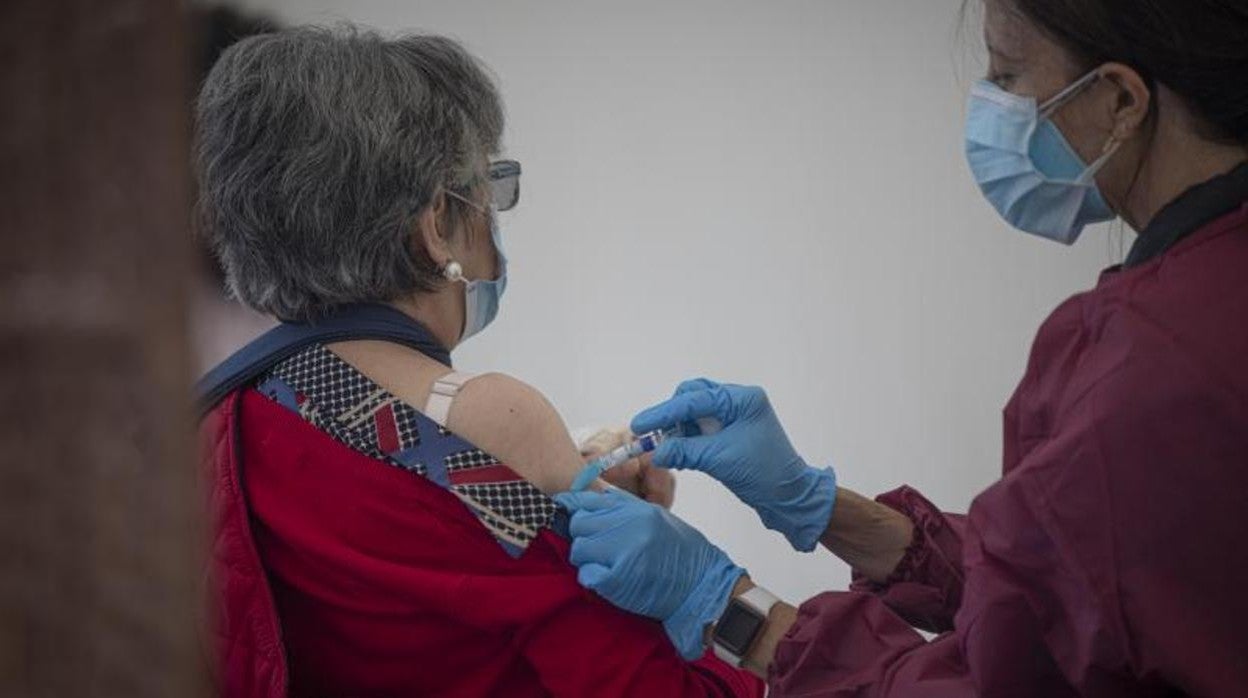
[569,418,722,493]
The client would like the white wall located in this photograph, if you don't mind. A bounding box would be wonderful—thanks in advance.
[233,0,1122,604]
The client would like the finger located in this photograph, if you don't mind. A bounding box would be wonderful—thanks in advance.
[586,478,613,494]
[649,434,716,471]
[565,508,621,539]
[569,534,616,567]
[600,457,642,487]
[576,563,612,591]
[630,389,723,435]
[560,493,640,538]
[554,490,619,513]
[568,462,605,492]
[674,380,728,435]
[672,377,720,396]
[641,467,676,509]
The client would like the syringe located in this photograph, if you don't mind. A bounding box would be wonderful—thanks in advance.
[569,418,722,492]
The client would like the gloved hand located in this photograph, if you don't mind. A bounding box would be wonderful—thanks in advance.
[553,488,745,660]
[632,378,837,552]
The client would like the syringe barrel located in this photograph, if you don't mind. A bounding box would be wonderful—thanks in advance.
[593,423,712,473]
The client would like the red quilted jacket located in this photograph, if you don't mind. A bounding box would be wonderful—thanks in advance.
[201,385,763,697]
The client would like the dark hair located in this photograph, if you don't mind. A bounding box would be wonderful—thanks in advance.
[1003,0,1248,145]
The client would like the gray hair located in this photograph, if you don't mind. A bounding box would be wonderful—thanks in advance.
[194,25,504,320]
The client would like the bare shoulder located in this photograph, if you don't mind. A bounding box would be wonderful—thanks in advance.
[325,339,449,407]
[447,373,584,494]
[322,341,583,495]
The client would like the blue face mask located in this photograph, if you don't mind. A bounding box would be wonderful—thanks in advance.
[966,69,1121,244]
[460,212,507,342]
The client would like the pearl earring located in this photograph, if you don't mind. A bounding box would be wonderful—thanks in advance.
[443,260,464,282]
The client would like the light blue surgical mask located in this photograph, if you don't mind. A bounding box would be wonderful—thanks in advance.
[966,69,1121,244]
[459,212,507,342]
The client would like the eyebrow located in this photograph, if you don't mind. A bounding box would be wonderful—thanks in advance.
[987,43,1024,63]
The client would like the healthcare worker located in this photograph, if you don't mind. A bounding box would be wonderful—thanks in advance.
[556,0,1248,695]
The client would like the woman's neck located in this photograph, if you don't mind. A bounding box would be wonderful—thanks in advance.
[1122,94,1248,230]
[1125,145,1248,232]
[390,292,462,353]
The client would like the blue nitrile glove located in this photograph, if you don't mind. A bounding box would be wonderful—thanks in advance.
[632,378,837,552]
[553,488,746,660]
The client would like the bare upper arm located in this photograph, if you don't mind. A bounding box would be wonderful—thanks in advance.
[446,373,586,494]
[324,340,586,495]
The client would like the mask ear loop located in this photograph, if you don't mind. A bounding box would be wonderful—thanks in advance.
[1038,69,1103,120]
[1039,67,1123,184]
[1080,114,1133,185]
[1077,134,1122,183]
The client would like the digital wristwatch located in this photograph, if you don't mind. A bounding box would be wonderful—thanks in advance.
[711,585,780,667]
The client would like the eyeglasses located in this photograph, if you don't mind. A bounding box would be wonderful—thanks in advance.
[446,159,522,213]
[488,160,521,211]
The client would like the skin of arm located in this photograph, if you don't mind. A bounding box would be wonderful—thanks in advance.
[327,340,649,496]
[629,457,912,579]
[447,371,596,493]
[711,488,915,680]
[820,487,915,584]
[448,376,678,502]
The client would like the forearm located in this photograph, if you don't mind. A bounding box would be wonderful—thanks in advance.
[729,490,916,678]
[709,576,795,681]
[820,487,914,583]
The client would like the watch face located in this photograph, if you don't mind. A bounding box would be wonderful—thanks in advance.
[714,600,765,656]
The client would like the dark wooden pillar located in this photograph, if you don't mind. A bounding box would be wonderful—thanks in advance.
[0,1,204,695]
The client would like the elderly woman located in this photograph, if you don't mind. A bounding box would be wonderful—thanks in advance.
[195,26,761,697]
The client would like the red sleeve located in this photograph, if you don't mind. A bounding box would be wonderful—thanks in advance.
[769,350,1248,696]
[848,487,966,632]
[769,469,1084,698]
[508,549,763,697]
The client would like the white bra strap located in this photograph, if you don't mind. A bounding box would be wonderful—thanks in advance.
[424,371,476,427]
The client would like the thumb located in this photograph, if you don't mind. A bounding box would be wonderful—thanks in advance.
[631,389,722,435]
[577,562,613,591]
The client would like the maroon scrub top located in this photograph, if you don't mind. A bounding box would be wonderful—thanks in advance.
[769,167,1248,697]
